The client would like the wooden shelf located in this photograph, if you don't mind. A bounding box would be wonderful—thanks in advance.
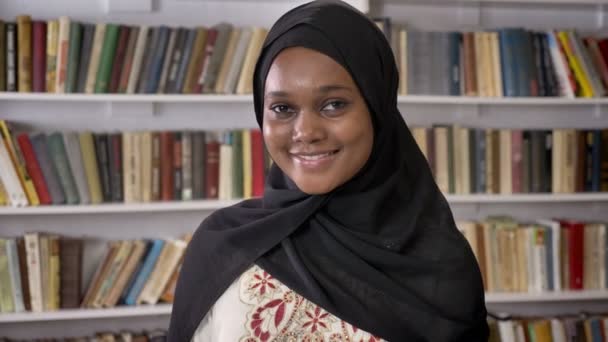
[2,92,608,105]
[0,304,172,323]
[0,194,606,215]
[1,291,607,323]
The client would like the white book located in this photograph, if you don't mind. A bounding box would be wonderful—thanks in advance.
[223,27,252,94]
[54,16,70,93]
[551,318,567,342]
[546,31,575,98]
[537,219,561,291]
[497,320,515,342]
[24,233,43,312]
[499,129,512,194]
[0,136,27,207]
[598,223,606,289]
[6,238,25,312]
[219,135,233,200]
[127,26,149,94]
[85,23,107,94]
[137,239,186,305]
[63,132,90,204]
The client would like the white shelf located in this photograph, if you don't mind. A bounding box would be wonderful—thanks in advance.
[485,290,608,303]
[2,93,608,105]
[0,304,172,323]
[0,194,606,215]
[1,291,607,323]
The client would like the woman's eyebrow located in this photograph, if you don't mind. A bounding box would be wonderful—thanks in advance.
[265,90,290,98]
[318,84,353,93]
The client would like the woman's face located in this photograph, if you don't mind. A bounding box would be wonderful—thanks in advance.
[263,47,374,195]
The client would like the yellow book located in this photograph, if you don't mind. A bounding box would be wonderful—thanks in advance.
[48,235,60,310]
[214,28,241,94]
[182,27,208,94]
[140,132,153,203]
[557,31,593,98]
[46,20,59,93]
[0,181,7,205]
[236,27,267,94]
[0,120,39,205]
[242,130,252,199]
[16,15,32,92]
[78,132,103,204]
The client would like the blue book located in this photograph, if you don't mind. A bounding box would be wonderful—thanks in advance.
[499,29,518,97]
[543,225,554,291]
[173,28,197,93]
[146,26,171,94]
[123,239,165,305]
[31,133,66,204]
[448,32,461,96]
[590,318,603,342]
[119,240,152,305]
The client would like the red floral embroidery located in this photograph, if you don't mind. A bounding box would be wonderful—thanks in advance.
[239,266,385,341]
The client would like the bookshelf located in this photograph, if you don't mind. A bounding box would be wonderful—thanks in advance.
[2,0,608,339]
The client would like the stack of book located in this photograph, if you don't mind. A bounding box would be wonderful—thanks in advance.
[0,16,267,94]
[458,218,607,293]
[0,120,270,207]
[488,315,608,341]
[411,126,608,195]
[0,233,191,313]
[377,18,608,98]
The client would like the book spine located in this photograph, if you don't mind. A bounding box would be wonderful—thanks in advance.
[47,132,80,204]
[65,22,82,93]
[94,24,120,93]
[16,15,32,92]
[6,23,17,91]
[32,21,47,92]
[45,20,58,93]
[55,16,70,93]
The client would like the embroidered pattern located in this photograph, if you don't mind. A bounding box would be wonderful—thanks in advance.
[239,265,384,342]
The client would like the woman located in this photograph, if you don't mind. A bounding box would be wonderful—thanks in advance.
[169,1,488,341]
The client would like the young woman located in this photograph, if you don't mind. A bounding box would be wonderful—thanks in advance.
[169,1,488,341]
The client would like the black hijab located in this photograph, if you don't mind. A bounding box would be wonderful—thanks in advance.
[169,1,488,341]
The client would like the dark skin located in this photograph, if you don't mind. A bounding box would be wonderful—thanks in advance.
[263,47,374,195]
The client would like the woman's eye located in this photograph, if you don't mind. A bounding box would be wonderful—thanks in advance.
[269,104,295,119]
[322,100,347,112]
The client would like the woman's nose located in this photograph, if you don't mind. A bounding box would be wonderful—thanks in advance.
[292,111,325,144]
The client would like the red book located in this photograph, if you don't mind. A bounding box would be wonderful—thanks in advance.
[108,26,131,93]
[160,132,174,201]
[193,29,218,94]
[511,130,522,193]
[250,129,265,197]
[560,220,584,290]
[32,21,47,92]
[205,139,220,199]
[16,133,52,204]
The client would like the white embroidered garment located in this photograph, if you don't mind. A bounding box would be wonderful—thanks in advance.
[192,265,385,342]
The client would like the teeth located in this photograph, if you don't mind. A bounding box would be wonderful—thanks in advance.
[297,152,333,160]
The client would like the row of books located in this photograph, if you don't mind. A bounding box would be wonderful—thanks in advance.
[0,120,271,207]
[458,218,606,293]
[411,126,608,195]
[0,233,191,313]
[0,16,267,94]
[0,330,168,342]
[382,20,608,98]
[488,315,608,342]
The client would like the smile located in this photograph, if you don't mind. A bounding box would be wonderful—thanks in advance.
[290,149,340,167]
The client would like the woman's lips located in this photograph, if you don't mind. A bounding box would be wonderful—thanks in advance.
[289,149,340,169]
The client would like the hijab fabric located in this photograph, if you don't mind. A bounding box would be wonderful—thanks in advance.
[168,1,489,341]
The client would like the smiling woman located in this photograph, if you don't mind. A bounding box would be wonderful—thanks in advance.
[169,1,489,341]
[263,47,374,195]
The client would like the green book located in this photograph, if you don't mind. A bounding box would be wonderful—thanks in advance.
[232,131,244,199]
[0,239,15,313]
[47,132,80,204]
[65,22,82,93]
[94,24,119,93]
